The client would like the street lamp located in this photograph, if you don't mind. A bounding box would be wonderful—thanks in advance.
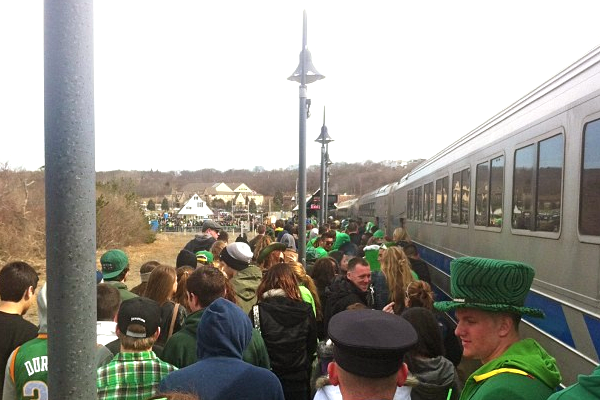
[315,107,333,227]
[325,152,333,222]
[288,10,324,267]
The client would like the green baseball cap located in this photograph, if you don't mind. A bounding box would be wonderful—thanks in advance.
[100,249,129,279]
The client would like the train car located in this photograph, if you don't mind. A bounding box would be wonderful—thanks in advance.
[358,46,600,385]
[354,183,393,232]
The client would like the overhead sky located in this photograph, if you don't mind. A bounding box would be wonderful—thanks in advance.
[1,1,599,172]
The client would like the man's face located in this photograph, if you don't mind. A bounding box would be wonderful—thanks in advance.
[455,308,504,363]
[323,238,334,251]
[207,228,219,239]
[347,264,371,292]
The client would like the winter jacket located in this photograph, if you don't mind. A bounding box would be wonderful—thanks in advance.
[230,265,263,315]
[323,276,374,336]
[250,290,317,381]
[105,280,137,302]
[156,301,187,346]
[159,298,284,400]
[409,257,432,284]
[183,233,216,253]
[408,355,460,400]
[547,364,600,400]
[161,308,270,369]
[460,338,561,400]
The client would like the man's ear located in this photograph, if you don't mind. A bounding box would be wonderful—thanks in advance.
[23,286,34,301]
[154,327,161,340]
[396,363,408,387]
[327,362,340,386]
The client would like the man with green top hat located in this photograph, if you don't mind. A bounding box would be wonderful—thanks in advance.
[101,249,137,302]
[434,257,561,400]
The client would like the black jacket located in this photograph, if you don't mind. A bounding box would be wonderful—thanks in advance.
[250,291,317,381]
[323,276,374,337]
[183,233,216,253]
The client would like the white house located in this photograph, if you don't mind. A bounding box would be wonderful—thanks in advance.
[177,193,214,219]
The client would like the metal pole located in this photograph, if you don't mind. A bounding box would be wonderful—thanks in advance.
[324,144,330,222]
[297,11,308,267]
[319,143,325,227]
[45,0,96,397]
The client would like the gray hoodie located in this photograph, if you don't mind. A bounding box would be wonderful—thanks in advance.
[408,355,460,400]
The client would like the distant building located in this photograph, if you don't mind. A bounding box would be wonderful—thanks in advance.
[177,193,214,219]
[178,182,264,209]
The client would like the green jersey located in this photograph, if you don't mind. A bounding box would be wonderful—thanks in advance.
[7,334,48,400]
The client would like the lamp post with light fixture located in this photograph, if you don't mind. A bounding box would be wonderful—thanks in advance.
[315,107,333,227]
[288,10,324,266]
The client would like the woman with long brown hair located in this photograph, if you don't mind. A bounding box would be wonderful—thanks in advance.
[380,246,415,315]
[144,264,187,345]
[249,263,317,400]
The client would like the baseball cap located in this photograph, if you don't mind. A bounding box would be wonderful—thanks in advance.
[117,297,161,338]
[196,250,214,264]
[101,249,129,279]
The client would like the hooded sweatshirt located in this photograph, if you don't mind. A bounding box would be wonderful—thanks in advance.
[547,364,600,400]
[408,356,460,400]
[159,298,284,400]
[161,308,270,369]
[183,233,216,253]
[230,265,263,315]
[460,338,562,400]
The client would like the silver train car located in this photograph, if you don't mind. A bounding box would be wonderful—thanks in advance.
[350,46,600,385]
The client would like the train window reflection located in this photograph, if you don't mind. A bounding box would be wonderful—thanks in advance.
[424,182,434,222]
[580,119,600,235]
[407,190,414,220]
[477,157,504,227]
[415,186,422,221]
[490,156,504,228]
[537,135,563,232]
[452,168,470,225]
[512,134,563,232]
[476,162,489,226]
[435,176,448,223]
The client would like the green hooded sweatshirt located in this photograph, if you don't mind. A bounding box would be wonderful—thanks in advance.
[161,309,270,369]
[460,338,562,400]
[547,364,600,400]
[231,265,263,315]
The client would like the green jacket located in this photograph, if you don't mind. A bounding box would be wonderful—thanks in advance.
[161,309,270,369]
[547,364,600,400]
[231,265,263,315]
[460,338,562,400]
[105,281,137,301]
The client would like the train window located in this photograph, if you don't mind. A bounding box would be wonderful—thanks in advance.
[424,182,434,222]
[512,134,563,232]
[580,119,600,235]
[407,190,414,220]
[475,162,489,226]
[490,156,504,227]
[435,176,448,223]
[415,186,422,221]
[476,156,504,227]
[452,168,470,225]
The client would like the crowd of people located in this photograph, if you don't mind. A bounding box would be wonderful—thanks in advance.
[1,218,598,400]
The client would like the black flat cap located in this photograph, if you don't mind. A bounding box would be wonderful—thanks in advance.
[328,309,418,378]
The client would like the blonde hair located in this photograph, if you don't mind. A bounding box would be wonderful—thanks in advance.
[405,280,434,309]
[253,235,272,262]
[380,246,415,314]
[393,227,411,243]
[210,240,227,269]
[291,262,322,321]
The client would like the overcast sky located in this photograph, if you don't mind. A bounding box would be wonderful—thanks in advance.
[1,1,599,172]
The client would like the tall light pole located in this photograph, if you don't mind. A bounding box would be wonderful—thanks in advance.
[315,107,333,227]
[325,152,333,222]
[289,10,324,266]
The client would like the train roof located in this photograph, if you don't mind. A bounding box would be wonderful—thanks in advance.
[399,44,600,186]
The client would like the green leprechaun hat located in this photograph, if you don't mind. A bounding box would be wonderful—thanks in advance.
[434,257,544,318]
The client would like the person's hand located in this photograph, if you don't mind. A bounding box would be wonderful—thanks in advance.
[382,302,395,313]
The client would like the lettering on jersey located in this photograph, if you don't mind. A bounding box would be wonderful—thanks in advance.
[24,356,48,376]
